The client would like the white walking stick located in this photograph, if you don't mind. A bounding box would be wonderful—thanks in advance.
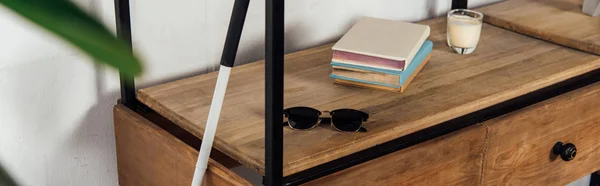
[191,0,249,185]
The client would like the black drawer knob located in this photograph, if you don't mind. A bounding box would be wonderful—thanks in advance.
[552,142,577,161]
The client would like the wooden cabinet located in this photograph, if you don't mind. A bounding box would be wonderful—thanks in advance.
[113,0,600,184]
[114,80,600,186]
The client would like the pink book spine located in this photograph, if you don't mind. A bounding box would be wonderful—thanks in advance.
[332,50,405,70]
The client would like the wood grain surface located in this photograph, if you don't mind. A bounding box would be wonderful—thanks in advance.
[481,82,600,185]
[137,16,600,176]
[114,105,251,186]
[478,0,600,55]
[305,124,487,186]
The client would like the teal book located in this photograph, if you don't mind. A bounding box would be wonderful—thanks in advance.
[330,40,433,88]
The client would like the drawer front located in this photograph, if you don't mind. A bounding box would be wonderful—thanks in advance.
[305,124,487,186]
[482,82,600,185]
[114,105,251,186]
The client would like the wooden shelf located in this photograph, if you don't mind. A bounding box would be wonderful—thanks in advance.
[479,0,600,55]
[137,16,600,176]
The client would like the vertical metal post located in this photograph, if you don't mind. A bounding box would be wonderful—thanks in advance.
[591,171,600,186]
[265,0,284,185]
[114,0,136,109]
[451,0,468,9]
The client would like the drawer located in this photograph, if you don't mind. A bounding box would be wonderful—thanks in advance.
[481,82,600,185]
[305,123,488,185]
[113,105,251,186]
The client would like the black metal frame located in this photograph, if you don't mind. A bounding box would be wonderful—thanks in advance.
[115,0,600,186]
[591,171,600,186]
[265,0,285,185]
[114,0,136,110]
[451,0,468,10]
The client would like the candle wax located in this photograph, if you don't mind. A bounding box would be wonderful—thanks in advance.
[447,15,482,48]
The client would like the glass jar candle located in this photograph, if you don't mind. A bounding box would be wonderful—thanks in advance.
[447,9,483,55]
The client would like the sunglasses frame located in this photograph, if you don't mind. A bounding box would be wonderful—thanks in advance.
[283,107,368,132]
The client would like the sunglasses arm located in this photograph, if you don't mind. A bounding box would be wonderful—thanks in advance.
[358,111,369,122]
[282,113,289,125]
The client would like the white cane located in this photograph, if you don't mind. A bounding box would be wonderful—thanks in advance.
[191,0,249,185]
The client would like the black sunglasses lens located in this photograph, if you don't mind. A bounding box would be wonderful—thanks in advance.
[331,110,364,132]
[286,108,320,129]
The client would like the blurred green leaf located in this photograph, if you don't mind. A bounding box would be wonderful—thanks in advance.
[0,0,143,76]
[1,165,18,186]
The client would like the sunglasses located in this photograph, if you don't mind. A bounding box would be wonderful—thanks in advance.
[283,107,369,132]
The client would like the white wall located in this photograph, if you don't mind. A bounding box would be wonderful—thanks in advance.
[5,0,590,186]
[129,0,503,85]
[0,0,121,185]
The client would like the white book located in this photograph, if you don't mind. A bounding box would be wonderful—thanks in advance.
[332,17,430,70]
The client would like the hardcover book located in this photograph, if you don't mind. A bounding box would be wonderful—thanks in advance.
[332,17,430,71]
[332,66,402,86]
[331,40,433,87]
[332,53,431,93]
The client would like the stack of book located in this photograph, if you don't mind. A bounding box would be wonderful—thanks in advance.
[330,17,433,93]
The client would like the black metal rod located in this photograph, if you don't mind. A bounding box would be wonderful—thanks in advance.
[451,0,468,9]
[220,0,250,68]
[265,0,284,185]
[114,0,136,109]
[591,171,600,186]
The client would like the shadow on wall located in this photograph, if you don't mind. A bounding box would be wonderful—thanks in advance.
[0,57,121,185]
[65,1,126,181]
[60,63,120,185]
[426,0,440,18]
[135,20,293,88]
[231,19,319,68]
[138,16,356,89]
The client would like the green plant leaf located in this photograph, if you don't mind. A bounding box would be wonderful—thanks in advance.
[0,164,18,186]
[0,0,143,76]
